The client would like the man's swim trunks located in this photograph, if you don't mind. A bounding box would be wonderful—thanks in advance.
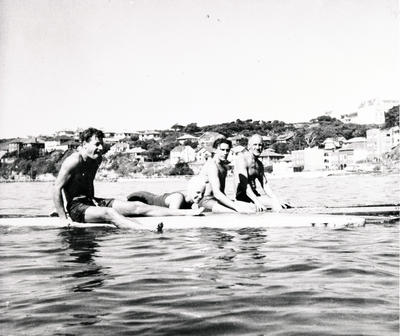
[67,196,115,223]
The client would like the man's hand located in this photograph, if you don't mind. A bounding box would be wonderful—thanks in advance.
[281,202,292,209]
[234,202,257,214]
[271,198,283,213]
[254,201,267,212]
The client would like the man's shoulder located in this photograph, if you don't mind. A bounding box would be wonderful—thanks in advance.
[62,152,81,168]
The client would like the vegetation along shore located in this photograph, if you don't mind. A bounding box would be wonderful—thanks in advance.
[0,105,398,183]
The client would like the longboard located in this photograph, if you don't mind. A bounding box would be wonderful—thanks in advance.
[0,212,365,230]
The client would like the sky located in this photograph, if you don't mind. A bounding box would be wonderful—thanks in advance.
[0,0,398,138]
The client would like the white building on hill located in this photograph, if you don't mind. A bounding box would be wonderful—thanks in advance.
[367,126,400,158]
[170,146,196,165]
[340,99,398,125]
[292,147,325,171]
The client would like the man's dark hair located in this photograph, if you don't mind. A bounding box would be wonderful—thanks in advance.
[80,128,105,143]
[212,138,232,149]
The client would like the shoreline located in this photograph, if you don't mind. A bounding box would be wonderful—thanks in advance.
[1,169,398,183]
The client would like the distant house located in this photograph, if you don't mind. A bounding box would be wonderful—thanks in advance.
[138,130,161,141]
[9,138,45,154]
[340,137,368,163]
[170,145,196,165]
[367,126,400,158]
[0,150,7,160]
[275,132,294,144]
[54,130,77,138]
[198,132,224,149]
[340,98,399,125]
[323,150,340,170]
[8,140,23,154]
[128,147,146,162]
[291,147,325,171]
[177,134,198,145]
[322,137,343,151]
[259,149,284,167]
[104,131,135,144]
[44,140,60,152]
[44,137,79,152]
[110,142,130,153]
[195,147,212,163]
[291,122,310,129]
[338,148,354,169]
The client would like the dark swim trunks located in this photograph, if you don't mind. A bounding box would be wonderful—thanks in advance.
[67,196,115,223]
[235,189,261,203]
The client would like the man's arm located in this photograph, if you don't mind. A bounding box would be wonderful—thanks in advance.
[259,173,284,212]
[52,154,79,219]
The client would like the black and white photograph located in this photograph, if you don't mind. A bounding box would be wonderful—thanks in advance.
[0,0,399,335]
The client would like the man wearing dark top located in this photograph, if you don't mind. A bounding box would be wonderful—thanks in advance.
[234,134,287,212]
[53,127,203,228]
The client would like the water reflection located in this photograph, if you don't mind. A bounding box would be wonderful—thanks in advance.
[58,228,113,292]
[237,228,268,262]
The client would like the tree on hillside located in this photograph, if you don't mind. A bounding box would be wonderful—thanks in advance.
[272,142,289,154]
[384,105,399,128]
[183,140,198,149]
[171,124,184,132]
[169,161,194,175]
[19,147,40,160]
[184,123,201,134]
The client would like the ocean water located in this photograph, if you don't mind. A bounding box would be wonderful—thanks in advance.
[0,174,399,336]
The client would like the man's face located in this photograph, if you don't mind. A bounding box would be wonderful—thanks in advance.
[84,135,104,160]
[215,143,231,161]
[249,137,263,157]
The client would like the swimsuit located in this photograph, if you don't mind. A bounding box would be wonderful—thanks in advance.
[127,191,192,209]
[67,196,114,223]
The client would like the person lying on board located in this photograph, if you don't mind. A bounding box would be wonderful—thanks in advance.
[233,134,289,212]
[197,138,255,213]
[53,127,203,229]
[127,176,206,210]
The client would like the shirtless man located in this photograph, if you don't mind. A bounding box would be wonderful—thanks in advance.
[198,138,254,213]
[234,134,288,212]
[127,176,206,210]
[53,127,203,228]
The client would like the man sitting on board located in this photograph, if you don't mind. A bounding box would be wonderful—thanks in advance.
[127,176,206,210]
[197,138,255,213]
[53,127,203,229]
[233,134,289,212]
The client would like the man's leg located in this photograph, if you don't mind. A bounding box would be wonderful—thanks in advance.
[198,196,235,213]
[112,200,203,217]
[84,205,142,228]
[233,200,257,213]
